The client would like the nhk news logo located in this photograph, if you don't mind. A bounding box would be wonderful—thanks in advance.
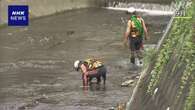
[8,5,29,26]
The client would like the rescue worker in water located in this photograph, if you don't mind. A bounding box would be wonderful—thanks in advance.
[123,7,149,66]
[74,59,107,87]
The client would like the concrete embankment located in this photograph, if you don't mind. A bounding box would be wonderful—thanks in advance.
[0,0,176,25]
[0,0,105,25]
[127,1,195,110]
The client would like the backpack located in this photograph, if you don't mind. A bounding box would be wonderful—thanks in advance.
[84,59,103,70]
[130,15,144,37]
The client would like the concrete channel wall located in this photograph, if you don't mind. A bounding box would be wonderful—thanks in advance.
[0,0,174,25]
[0,0,105,25]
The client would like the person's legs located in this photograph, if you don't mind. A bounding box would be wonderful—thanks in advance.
[135,37,144,66]
[135,50,143,66]
[101,66,107,85]
[130,51,136,64]
[88,77,93,84]
[87,70,98,84]
[130,37,136,64]
[96,76,101,84]
[96,66,107,84]
[129,36,142,66]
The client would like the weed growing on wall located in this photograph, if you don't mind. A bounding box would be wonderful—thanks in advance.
[183,1,195,110]
[146,18,183,94]
[147,0,194,95]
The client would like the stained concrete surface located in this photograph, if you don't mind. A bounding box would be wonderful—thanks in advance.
[0,8,171,110]
[0,0,102,25]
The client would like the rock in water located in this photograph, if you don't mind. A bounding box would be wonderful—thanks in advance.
[121,80,134,87]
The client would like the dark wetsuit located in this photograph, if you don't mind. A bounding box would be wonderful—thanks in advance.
[81,61,107,85]
[88,65,107,84]
[129,36,143,51]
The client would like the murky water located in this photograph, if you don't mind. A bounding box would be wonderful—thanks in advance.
[0,8,171,110]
